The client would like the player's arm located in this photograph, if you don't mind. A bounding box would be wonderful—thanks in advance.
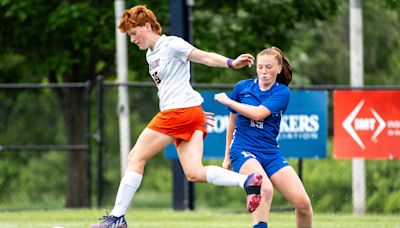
[214,92,271,121]
[225,112,236,156]
[222,112,236,170]
[188,48,254,69]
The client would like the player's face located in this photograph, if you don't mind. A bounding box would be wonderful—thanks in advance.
[127,24,151,50]
[256,55,282,89]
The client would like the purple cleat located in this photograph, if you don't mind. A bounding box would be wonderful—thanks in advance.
[90,214,127,228]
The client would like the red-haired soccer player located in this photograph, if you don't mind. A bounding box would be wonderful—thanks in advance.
[91,5,262,228]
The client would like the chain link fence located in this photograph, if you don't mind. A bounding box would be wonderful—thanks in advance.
[0,83,91,210]
[1,82,399,213]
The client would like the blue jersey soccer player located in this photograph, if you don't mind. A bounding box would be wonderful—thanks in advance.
[214,47,313,228]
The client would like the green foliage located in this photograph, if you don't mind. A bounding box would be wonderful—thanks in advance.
[0,87,67,209]
[1,0,400,212]
[0,0,115,82]
[0,89,64,144]
[302,157,352,213]
[1,86,399,212]
[287,2,349,85]
[289,0,400,86]
[385,0,400,12]
[363,0,400,85]
[366,160,400,213]
[0,152,65,209]
[192,0,339,84]
[0,53,34,83]
[18,152,66,204]
[0,0,118,206]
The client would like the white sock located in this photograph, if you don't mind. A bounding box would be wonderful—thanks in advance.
[110,171,143,217]
[206,165,247,188]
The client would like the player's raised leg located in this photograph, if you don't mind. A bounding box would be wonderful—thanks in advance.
[238,157,274,226]
[176,130,263,212]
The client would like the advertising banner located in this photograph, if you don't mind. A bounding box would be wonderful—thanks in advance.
[333,90,400,159]
[165,90,328,159]
[278,90,328,158]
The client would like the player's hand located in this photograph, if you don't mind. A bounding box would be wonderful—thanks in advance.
[214,92,231,106]
[232,53,255,69]
[204,111,215,127]
[222,156,232,170]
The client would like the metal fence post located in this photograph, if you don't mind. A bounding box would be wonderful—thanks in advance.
[96,75,105,208]
[172,160,194,210]
[169,0,195,210]
[85,80,92,207]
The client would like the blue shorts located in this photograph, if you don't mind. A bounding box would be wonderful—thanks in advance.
[230,148,290,177]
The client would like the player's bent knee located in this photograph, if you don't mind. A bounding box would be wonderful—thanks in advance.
[184,169,204,183]
[127,151,147,170]
[185,173,200,182]
[294,197,312,213]
[261,183,273,199]
[185,175,197,182]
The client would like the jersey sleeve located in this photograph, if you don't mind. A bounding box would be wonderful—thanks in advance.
[228,80,247,114]
[169,37,194,62]
[261,86,290,114]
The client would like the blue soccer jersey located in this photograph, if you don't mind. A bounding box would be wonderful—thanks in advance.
[229,78,290,152]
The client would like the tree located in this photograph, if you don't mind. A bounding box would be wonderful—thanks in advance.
[0,0,116,207]
[0,0,342,207]
[287,0,400,86]
[191,0,339,83]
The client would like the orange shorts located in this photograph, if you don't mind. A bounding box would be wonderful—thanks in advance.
[147,105,208,147]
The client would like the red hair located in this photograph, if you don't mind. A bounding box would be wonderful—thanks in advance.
[118,5,162,35]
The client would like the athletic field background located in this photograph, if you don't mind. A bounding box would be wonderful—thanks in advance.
[1,86,399,213]
[1,208,399,228]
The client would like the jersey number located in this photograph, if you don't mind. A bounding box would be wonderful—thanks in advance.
[241,151,255,158]
[250,120,264,129]
[151,71,161,84]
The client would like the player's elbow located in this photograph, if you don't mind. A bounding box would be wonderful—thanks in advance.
[252,106,270,121]
[252,113,265,122]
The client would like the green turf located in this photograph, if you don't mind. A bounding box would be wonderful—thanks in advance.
[0,208,399,228]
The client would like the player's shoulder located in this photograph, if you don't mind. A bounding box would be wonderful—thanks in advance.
[165,35,178,41]
[164,35,187,44]
[274,82,290,95]
[164,35,192,53]
[232,79,253,92]
[152,35,182,49]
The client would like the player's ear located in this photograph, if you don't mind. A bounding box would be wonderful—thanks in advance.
[277,64,282,74]
[145,22,152,31]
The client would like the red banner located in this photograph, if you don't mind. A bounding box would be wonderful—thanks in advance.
[333,90,400,159]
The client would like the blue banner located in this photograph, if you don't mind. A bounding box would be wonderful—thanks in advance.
[278,90,328,158]
[165,90,328,159]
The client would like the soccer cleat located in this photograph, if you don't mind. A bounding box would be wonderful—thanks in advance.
[244,172,263,212]
[90,214,128,228]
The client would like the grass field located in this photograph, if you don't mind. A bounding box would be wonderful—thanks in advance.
[0,208,399,228]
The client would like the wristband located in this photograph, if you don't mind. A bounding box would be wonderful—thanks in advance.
[227,58,234,68]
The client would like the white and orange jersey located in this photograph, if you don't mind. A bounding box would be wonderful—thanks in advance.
[146,35,203,111]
